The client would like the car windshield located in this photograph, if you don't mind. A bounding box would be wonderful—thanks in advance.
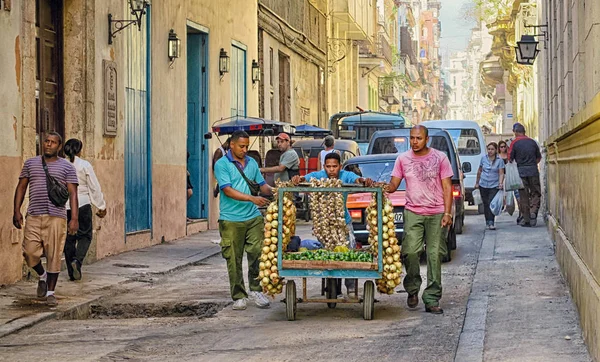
[445,129,481,155]
[344,161,406,190]
[370,135,451,160]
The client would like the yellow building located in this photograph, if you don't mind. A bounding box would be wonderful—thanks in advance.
[0,0,259,284]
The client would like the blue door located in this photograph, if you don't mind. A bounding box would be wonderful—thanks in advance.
[186,31,209,219]
[125,9,152,233]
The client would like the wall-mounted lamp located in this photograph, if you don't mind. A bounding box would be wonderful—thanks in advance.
[515,46,535,65]
[517,35,540,62]
[108,0,149,45]
[219,48,230,77]
[168,29,181,62]
[251,59,260,84]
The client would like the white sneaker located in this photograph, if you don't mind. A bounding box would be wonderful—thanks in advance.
[248,291,270,309]
[232,298,247,310]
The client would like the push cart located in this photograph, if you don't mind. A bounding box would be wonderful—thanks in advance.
[276,185,384,321]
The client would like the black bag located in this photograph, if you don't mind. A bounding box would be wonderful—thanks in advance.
[42,157,70,207]
[232,163,261,196]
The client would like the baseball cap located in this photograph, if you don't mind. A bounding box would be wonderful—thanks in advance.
[276,133,291,141]
[512,122,526,133]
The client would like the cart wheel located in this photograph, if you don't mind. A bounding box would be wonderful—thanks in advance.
[326,278,337,309]
[363,280,375,320]
[286,280,297,321]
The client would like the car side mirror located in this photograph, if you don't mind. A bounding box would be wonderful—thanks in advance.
[263,129,275,136]
[204,132,213,140]
[462,162,471,173]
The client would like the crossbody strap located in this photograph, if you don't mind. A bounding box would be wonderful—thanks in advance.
[41,157,51,177]
[232,161,255,188]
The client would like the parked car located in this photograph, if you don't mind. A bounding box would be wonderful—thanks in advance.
[367,128,466,236]
[419,120,486,213]
[344,153,457,262]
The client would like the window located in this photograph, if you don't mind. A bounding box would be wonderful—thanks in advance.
[445,129,482,155]
[344,161,406,188]
[269,47,273,87]
[231,44,246,117]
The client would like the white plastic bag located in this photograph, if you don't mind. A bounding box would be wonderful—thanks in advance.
[490,190,504,216]
[472,189,483,205]
[505,191,515,216]
[505,161,524,191]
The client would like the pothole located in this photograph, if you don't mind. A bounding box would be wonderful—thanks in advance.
[65,301,230,320]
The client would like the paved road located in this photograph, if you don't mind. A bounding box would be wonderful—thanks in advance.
[0,212,590,362]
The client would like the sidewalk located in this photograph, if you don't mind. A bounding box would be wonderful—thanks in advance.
[455,213,591,361]
[0,229,222,339]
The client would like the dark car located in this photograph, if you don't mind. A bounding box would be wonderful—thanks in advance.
[344,153,457,262]
[368,128,466,242]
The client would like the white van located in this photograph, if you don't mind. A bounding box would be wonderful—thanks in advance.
[420,120,486,210]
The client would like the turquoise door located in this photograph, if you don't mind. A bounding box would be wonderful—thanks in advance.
[186,31,209,219]
[125,8,152,233]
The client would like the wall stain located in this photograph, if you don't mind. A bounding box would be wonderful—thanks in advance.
[14,36,20,92]
[98,137,115,160]
[13,116,17,141]
[110,47,115,61]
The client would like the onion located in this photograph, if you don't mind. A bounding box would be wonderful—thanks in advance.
[262,246,270,254]
[262,277,270,285]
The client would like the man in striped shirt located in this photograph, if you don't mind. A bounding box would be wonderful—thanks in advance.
[13,132,79,306]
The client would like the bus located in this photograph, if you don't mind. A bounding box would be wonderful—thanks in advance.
[329,111,408,154]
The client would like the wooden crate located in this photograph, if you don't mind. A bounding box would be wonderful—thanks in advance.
[282,259,377,270]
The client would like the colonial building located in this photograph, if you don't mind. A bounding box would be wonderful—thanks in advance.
[0,0,259,284]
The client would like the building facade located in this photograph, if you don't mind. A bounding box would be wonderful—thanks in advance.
[0,0,259,284]
[538,0,600,360]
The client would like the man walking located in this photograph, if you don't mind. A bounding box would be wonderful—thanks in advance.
[260,133,299,183]
[386,125,453,314]
[214,130,273,310]
[508,123,541,227]
[13,132,79,306]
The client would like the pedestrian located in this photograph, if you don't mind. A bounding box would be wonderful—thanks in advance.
[214,130,273,310]
[63,138,107,281]
[317,135,339,171]
[13,132,79,306]
[291,152,374,295]
[212,137,231,197]
[474,142,505,230]
[508,123,541,227]
[498,140,509,164]
[260,133,300,183]
[385,125,453,314]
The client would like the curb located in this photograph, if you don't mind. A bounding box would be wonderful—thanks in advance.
[0,245,221,339]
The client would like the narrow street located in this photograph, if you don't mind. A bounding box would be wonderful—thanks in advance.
[0,210,590,361]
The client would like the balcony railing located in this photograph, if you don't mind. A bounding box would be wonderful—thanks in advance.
[377,34,393,65]
[379,81,401,105]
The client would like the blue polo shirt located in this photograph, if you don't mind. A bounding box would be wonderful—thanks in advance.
[478,155,505,188]
[304,170,360,224]
[214,150,266,222]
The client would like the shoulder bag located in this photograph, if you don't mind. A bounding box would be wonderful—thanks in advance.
[232,162,261,196]
[41,157,70,207]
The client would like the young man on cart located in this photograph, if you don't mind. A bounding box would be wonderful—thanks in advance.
[291,152,374,295]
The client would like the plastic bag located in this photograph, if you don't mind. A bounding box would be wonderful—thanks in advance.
[505,161,524,191]
[472,189,483,205]
[490,190,505,216]
[505,191,515,216]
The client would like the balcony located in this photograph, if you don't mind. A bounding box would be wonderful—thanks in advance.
[359,34,393,69]
[332,0,372,40]
[400,26,417,64]
[379,80,401,105]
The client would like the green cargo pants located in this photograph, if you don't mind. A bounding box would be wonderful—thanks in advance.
[218,216,264,301]
[401,210,448,307]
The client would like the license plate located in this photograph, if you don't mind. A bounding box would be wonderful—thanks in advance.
[394,212,403,223]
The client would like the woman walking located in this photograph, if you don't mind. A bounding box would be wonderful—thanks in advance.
[474,142,505,230]
[63,139,107,280]
[498,140,509,164]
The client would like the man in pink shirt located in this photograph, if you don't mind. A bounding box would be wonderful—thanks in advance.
[386,125,454,314]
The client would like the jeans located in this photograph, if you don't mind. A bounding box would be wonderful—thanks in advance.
[479,187,500,225]
[402,210,447,307]
[65,204,93,278]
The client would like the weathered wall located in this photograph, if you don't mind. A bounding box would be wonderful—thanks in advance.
[540,0,600,359]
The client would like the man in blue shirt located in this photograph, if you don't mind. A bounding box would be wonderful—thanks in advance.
[214,131,273,310]
[291,152,373,294]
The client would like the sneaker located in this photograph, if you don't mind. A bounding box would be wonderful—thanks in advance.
[516,215,523,224]
[530,213,537,227]
[71,260,81,281]
[46,294,57,306]
[37,280,47,298]
[232,298,247,310]
[489,224,496,230]
[248,291,270,309]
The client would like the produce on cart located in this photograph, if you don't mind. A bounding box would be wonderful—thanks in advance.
[307,178,349,249]
[365,192,402,294]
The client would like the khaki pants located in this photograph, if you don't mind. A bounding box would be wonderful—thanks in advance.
[23,215,67,273]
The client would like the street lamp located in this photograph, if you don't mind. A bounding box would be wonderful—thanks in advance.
[251,59,260,84]
[219,48,230,77]
[517,35,540,61]
[108,0,150,45]
[168,29,181,62]
[515,47,535,65]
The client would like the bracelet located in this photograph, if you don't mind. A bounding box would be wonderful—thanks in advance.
[444,213,452,218]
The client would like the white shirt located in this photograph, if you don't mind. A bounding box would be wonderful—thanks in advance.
[319,149,337,167]
[66,156,106,210]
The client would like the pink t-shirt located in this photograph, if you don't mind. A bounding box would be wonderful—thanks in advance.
[391,148,454,215]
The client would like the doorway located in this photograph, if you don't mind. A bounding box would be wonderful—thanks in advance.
[35,0,64,154]
[278,51,291,123]
[186,28,209,220]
